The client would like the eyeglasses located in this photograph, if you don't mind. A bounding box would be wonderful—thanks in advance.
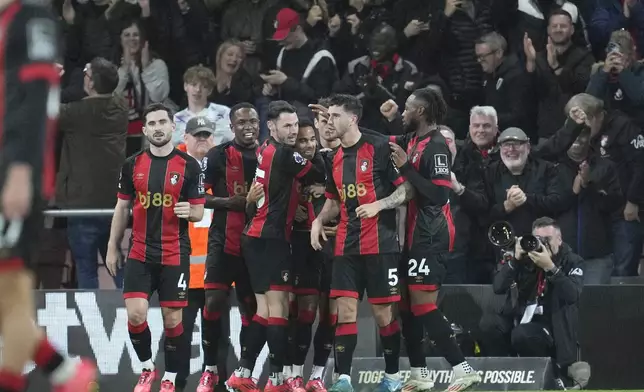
[476,50,497,61]
[500,141,527,149]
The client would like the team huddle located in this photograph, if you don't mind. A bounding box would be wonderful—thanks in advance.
[108,91,483,392]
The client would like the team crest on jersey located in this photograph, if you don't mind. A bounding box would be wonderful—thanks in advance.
[360,159,369,172]
[293,152,306,165]
[257,154,263,165]
[282,270,289,283]
[170,172,181,185]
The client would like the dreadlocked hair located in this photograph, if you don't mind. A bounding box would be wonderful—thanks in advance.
[412,87,448,125]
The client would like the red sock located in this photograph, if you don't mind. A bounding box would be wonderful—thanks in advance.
[0,369,25,391]
[33,338,65,375]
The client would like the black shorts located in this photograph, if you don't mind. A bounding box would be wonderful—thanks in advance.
[320,252,333,295]
[292,231,324,296]
[330,254,401,304]
[0,210,42,272]
[204,246,254,303]
[241,235,292,294]
[123,258,190,308]
[401,248,448,292]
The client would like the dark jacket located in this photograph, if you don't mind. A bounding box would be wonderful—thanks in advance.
[530,45,595,139]
[207,68,262,109]
[333,54,420,133]
[56,95,128,208]
[460,157,568,236]
[506,1,588,57]
[589,111,644,207]
[493,243,584,367]
[483,55,534,138]
[586,62,644,128]
[542,112,644,208]
[426,0,495,109]
[274,40,339,110]
[555,157,623,259]
[587,0,644,59]
[453,140,501,258]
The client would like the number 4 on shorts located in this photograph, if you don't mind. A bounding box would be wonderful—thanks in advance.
[177,273,187,290]
[408,258,430,277]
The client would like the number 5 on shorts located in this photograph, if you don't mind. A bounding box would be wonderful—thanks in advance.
[408,258,430,277]
[388,268,398,286]
[177,273,187,290]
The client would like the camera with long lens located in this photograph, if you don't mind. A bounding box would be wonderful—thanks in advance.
[520,235,543,252]
[488,221,546,261]
[488,221,516,262]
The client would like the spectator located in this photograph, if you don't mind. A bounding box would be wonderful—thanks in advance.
[507,0,585,55]
[262,8,338,112]
[220,0,281,75]
[479,217,585,389]
[524,9,595,143]
[459,127,567,238]
[209,40,262,109]
[138,0,213,103]
[114,19,173,155]
[56,57,128,289]
[173,65,233,146]
[334,23,420,134]
[556,128,621,284]
[426,0,495,137]
[476,32,534,140]
[587,0,644,59]
[343,0,392,58]
[60,0,119,67]
[391,0,430,68]
[571,94,644,277]
[586,30,644,128]
[451,106,501,283]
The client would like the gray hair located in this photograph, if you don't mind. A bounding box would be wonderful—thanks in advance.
[476,32,507,53]
[564,93,604,118]
[438,125,455,139]
[470,105,499,126]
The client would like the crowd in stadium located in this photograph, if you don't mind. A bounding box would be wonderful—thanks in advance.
[48,0,644,289]
[23,0,642,391]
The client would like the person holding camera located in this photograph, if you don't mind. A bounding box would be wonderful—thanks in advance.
[479,217,588,389]
[586,31,644,128]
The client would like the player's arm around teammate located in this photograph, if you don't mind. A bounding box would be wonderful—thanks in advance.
[390,89,482,392]
[174,197,204,221]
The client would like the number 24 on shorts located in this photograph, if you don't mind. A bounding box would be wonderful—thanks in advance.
[408,258,430,277]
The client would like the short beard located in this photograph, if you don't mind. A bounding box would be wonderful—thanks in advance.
[147,135,172,148]
[403,118,419,134]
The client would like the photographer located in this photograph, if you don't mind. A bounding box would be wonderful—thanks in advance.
[479,217,587,388]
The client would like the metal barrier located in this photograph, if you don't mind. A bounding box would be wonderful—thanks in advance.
[43,209,125,217]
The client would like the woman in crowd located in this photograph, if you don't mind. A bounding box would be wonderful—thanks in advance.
[209,39,261,108]
[114,19,173,155]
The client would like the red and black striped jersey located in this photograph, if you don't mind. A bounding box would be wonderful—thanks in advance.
[203,141,257,256]
[117,149,206,265]
[391,131,455,252]
[325,133,405,256]
[0,1,60,201]
[294,182,327,232]
[244,138,321,241]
